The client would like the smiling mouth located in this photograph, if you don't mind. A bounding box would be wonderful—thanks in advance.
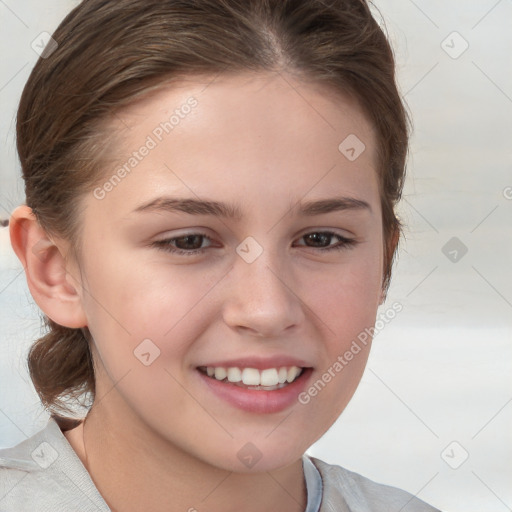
[197,365,305,391]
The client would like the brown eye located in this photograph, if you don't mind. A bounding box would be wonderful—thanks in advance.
[152,232,212,256]
[173,234,206,250]
[296,231,357,251]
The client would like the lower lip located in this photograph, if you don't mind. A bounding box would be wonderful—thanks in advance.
[197,368,313,414]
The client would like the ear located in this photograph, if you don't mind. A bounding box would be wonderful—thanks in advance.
[9,205,87,328]
[379,225,400,305]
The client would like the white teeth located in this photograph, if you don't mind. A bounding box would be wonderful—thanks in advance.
[278,367,288,384]
[214,367,227,380]
[227,367,242,382]
[203,365,304,388]
[287,366,300,383]
[242,368,261,386]
[260,368,279,387]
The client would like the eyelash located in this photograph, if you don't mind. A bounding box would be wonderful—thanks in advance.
[151,231,358,256]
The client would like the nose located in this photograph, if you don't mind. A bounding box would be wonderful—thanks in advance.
[221,245,304,338]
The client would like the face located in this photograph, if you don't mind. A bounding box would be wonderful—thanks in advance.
[72,72,384,472]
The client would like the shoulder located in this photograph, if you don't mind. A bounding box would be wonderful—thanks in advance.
[309,456,441,512]
[0,417,109,512]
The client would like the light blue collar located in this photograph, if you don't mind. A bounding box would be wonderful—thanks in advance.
[302,454,323,512]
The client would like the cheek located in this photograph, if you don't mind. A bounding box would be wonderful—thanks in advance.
[80,249,220,367]
[308,241,384,335]
[297,243,382,421]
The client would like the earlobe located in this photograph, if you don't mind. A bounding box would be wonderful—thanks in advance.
[9,205,87,328]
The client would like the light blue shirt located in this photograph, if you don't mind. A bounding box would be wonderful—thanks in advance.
[303,454,322,512]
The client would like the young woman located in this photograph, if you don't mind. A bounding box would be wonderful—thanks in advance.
[1,0,440,510]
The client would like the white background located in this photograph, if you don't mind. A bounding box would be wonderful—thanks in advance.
[1,1,511,511]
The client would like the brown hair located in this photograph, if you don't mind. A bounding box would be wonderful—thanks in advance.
[17,0,410,415]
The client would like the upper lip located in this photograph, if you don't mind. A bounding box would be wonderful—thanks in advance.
[197,356,312,370]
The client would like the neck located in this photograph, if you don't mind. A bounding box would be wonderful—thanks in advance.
[65,400,307,512]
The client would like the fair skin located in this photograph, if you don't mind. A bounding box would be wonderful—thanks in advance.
[10,72,393,512]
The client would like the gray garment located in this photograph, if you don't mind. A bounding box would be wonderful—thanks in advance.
[0,417,440,511]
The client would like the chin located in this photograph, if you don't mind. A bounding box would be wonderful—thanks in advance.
[197,432,312,474]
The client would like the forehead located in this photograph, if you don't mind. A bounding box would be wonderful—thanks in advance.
[90,71,380,221]
[110,71,376,157]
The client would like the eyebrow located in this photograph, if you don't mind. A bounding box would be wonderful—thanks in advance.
[133,195,371,219]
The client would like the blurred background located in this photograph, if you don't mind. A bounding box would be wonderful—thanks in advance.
[1,1,511,511]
